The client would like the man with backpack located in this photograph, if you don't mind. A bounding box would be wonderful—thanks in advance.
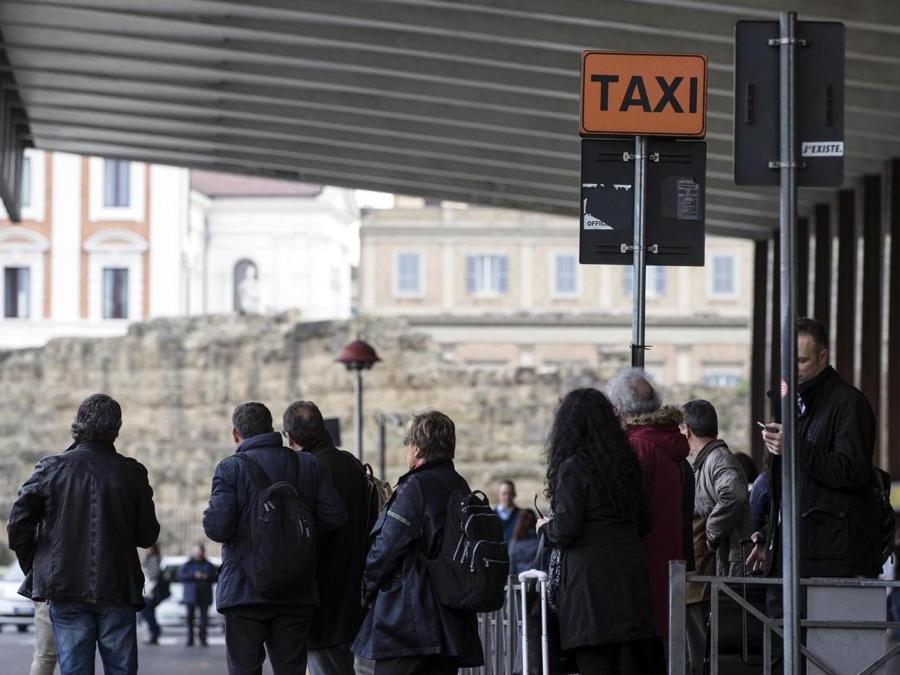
[203,402,347,675]
[282,400,381,675]
[352,410,487,675]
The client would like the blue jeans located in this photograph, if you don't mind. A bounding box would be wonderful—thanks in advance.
[50,602,138,675]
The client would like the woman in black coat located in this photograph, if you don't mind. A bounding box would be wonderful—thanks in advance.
[537,388,659,675]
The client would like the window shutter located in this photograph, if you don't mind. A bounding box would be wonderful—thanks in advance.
[623,266,634,295]
[497,256,509,293]
[655,267,667,295]
[466,256,476,294]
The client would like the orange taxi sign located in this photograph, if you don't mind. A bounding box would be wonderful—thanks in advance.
[580,52,707,138]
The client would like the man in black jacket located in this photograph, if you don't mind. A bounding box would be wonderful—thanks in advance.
[203,402,347,675]
[282,400,378,675]
[7,393,160,675]
[748,318,878,578]
[352,410,484,675]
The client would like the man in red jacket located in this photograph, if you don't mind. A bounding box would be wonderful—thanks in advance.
[609,368,695,643]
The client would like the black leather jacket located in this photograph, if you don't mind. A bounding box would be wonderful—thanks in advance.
[7,441,160,609]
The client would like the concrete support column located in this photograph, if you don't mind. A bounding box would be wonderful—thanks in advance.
[812,204,831,327]
[834,190,855,379]
[886,160,900,475]
[751,239,769,465]
[857,175,883,414]
[797,216,809,317]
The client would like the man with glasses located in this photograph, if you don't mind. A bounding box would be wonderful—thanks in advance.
[203,401,346,675]
[352,411,484,675]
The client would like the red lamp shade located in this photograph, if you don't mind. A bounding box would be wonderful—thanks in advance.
[336,340,381,371]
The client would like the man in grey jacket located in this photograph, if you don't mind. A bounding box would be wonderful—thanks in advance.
[680,399,750,675]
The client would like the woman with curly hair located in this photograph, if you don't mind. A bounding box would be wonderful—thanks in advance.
[537,388,660,674]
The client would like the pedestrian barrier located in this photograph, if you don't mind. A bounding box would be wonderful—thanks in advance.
[668,560,900,675]
[460,576,521,675]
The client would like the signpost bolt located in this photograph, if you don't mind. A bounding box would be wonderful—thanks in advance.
[768,37,807,47]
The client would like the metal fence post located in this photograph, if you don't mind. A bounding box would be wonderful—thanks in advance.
[710,579,719,675]
[506,577,516,675]
[669,560,687,675]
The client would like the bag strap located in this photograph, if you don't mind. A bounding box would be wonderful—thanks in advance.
[237,453,273,492]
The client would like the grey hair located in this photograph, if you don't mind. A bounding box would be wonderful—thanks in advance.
[607,367,662,417]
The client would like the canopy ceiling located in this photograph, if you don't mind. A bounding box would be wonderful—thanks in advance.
[1,0,899,237]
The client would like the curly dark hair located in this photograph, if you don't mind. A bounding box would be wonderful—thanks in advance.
[545,388,644,517]
[71,393,122,444]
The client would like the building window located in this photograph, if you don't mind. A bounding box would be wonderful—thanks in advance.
[395,253,421,295]
[701,365,744,388]
[709,255,736,297]
[554,254,577,295]
[466,254,508,295]
[102,268,129,319]
[623,266,667,297]
[20,156,31,209]
[3,267,30,318]
[103,159,131,208]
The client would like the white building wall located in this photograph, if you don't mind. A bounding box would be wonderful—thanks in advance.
[149,165,190,317]
[50,153,81,321]
[201,193,356,319]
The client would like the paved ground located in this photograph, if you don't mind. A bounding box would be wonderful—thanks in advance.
[3,624,900,674]
[0,625,274,675]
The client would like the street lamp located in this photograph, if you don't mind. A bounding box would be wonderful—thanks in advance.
[336,339,380,461]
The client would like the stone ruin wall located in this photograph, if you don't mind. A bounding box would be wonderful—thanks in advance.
[0,314,749,559]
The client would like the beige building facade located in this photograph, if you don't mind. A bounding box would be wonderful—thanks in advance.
[359,198,755,386]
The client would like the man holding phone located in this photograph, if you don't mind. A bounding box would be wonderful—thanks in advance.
[747,318,878,579]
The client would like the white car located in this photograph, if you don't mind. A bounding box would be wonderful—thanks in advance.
[0,565,34,632]
[153,556,222,629]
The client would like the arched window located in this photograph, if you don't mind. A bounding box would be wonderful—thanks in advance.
[233,259,260,313]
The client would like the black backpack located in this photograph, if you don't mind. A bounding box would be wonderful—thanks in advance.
[238,452,317,597]
[870,466,896,573]
[426,489,510,612]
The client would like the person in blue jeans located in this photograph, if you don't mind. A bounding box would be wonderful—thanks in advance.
[7,394,160,675]
[177,543,217,647]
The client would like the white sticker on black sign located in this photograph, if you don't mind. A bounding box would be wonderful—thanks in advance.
[676,178,700,220]
[801,142,844,158]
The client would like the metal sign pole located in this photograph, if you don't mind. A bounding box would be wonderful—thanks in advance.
[631,134,648,368]
[776,10,801,673]
[354,368,364,461]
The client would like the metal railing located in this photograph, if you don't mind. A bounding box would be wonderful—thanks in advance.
[668,560,900,675]
[461,577,523,675]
